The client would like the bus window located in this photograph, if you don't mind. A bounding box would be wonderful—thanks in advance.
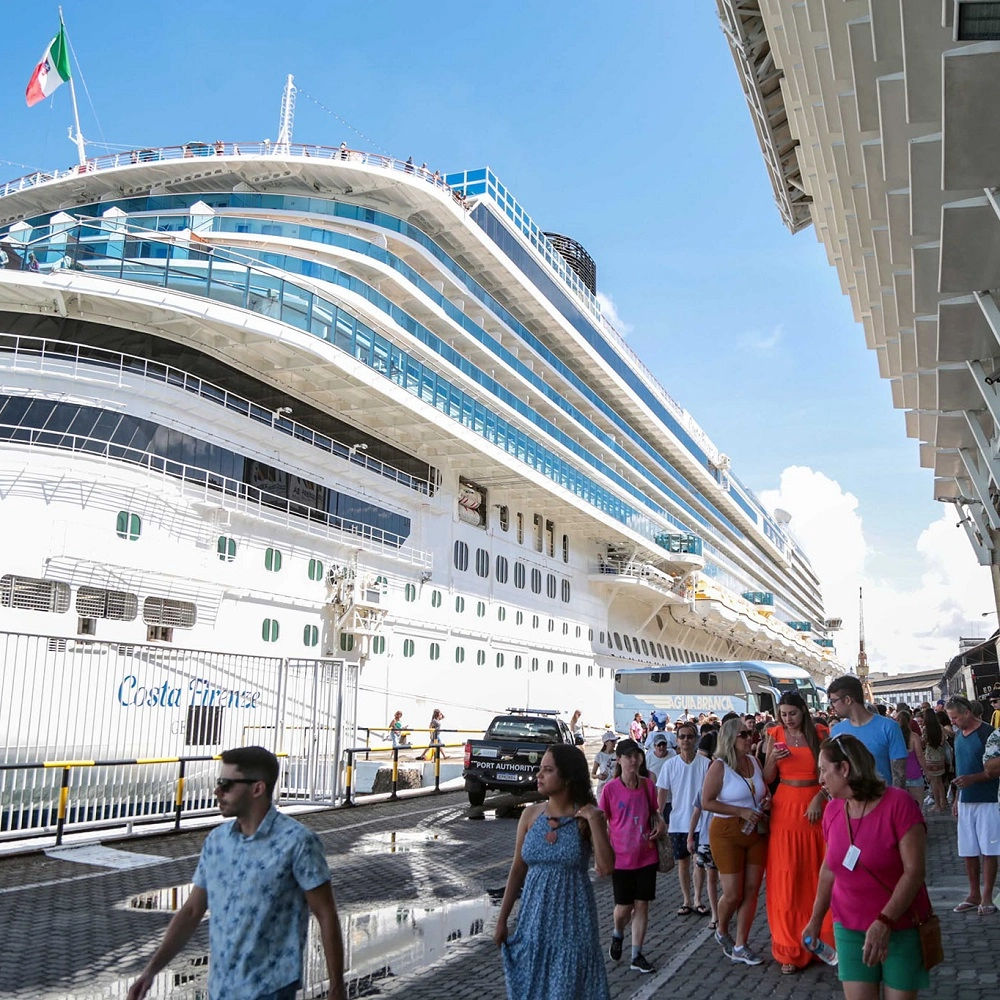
[699,672,718,687]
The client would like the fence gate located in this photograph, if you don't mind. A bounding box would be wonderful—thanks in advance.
[278,657,357,805]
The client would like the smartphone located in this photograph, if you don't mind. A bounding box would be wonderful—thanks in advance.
[774,741,789,753]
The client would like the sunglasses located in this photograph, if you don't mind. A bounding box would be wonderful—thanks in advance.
[737,730,752,738]
[215,777,258,792]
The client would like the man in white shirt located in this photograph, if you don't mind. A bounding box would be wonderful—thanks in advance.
[656,720,711,916]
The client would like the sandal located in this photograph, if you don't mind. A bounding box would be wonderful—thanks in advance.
[953,900,980,912]
[979,904,998,915]
[695,904,711,916]
[781,964,797,975]
[708,920,717,930]
[677,905,694,916]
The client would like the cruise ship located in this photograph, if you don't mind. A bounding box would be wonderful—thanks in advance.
[0,100,842,794]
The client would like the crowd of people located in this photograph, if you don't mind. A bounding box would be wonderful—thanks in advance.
[494,676,1000,1000]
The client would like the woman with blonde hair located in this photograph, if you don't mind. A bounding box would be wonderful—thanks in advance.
[805,734,932,998]
[701,716,769,966]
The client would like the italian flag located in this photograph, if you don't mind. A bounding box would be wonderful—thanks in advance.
[25,25,71,108]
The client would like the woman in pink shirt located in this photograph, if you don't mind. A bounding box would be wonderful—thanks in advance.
[804,734,932,998]
[598,739,665,975]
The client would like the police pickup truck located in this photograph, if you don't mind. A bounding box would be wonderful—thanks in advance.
[462,708,576,806]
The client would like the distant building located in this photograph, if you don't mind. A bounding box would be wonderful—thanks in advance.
[868,671,941,709]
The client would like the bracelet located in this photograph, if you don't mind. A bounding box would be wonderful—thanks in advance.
[875,912,892,928]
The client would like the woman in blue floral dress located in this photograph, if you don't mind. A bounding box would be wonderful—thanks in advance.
[494,744,613,1000]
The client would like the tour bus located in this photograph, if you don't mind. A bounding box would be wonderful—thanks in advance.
[613,661,823,732]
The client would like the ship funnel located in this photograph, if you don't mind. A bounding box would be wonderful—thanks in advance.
[543,232,597,295]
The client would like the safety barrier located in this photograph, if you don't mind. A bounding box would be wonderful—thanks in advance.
[339,742,464,807]
[0,753,286,846]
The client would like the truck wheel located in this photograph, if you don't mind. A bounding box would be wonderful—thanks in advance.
[467,787,486,807]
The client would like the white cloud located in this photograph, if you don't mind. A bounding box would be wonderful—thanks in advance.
[597,291,633,336]
[737,325,783,352]
[758,466,994,678]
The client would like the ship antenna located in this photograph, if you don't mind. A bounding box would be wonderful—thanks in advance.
[58,7,87,166]
[275,74,296,154]
[857,586,871,701]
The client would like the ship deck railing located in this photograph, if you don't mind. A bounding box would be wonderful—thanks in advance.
[0,423,433,568]
[0,142,458,201]
[0,331,435,497]
[0,143,724,474]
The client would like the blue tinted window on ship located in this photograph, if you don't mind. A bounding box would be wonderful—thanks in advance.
[531,568,542,594]
[0,395,410,547]
[454,541,469,571]
[495,556,508,584]
[514,562,525,589]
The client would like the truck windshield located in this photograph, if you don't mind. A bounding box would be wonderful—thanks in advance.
[487,719,561,742]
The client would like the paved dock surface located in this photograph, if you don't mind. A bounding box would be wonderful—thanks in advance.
[0,792,996,999]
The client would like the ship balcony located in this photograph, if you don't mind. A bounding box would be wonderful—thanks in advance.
[588,557,691,606]
[787,621,812,632]
[653,532,705,570]
[690,582,833,668]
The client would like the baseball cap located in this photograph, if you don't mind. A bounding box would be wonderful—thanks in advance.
[990,692,1000,702]
[602,730,618,743]
[652,733,669,746]
[615,738,643,757]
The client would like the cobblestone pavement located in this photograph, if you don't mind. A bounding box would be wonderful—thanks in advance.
[0,790,996,999]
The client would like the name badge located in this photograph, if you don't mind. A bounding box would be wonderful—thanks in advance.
[843,844,861,871]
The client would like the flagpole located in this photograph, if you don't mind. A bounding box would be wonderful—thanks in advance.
[58,7,87,166]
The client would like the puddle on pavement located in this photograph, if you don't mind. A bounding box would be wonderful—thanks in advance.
[349,828,454,854]
[111,885,493,998]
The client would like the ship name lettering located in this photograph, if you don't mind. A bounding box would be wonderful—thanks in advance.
[188,676,261,709]
[117,674,183,708]
[115,675,261,709]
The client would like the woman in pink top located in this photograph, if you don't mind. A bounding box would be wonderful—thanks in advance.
[598,739,665,975]
[804,734,932,998]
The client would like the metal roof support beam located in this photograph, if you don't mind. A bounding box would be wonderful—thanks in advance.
[974,291,1000,353]
[964,409,1000,477]
[958,444,1000,532]
[986,187,1000,222]
[959,511,992,564]
[968,361,1000,427]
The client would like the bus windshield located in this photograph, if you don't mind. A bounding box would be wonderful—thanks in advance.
[613,662,822,732]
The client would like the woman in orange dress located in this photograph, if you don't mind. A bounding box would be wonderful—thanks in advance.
[762,692,833,974]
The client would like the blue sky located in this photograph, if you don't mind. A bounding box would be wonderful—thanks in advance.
[3,2,992,668]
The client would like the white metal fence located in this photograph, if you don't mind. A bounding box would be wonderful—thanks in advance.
[0,631,356,841]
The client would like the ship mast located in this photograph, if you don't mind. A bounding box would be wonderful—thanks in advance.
[275,74,296,154]
[857,586,872,702]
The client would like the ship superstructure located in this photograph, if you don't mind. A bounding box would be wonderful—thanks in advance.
[0,136,840,766]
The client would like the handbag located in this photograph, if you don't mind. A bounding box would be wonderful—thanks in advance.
[914,911,944,970]
[643,777,674,872]
[655,831,675,873]
[853,813,942,971]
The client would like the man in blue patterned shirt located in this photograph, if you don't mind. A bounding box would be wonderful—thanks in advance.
[127,746,345,1000]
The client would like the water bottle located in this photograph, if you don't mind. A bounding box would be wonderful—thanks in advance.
[740,816,756,835]
[804,935,838,966]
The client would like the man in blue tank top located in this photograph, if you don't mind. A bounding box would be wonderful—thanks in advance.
[946,696,1000,915]
[827,675,907,787]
